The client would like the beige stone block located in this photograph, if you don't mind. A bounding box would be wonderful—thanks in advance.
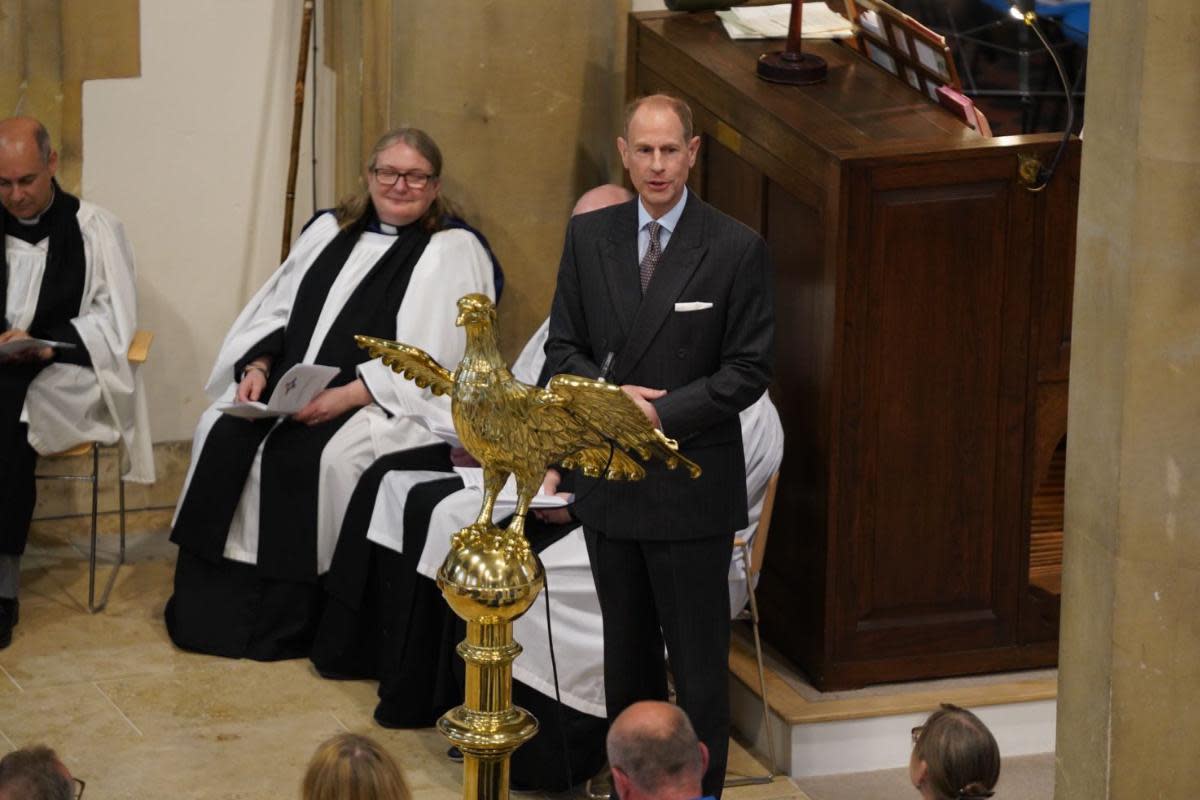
[1077,0,1144,156]
[1138,0,1200,163]
[0,681,142,761]
[1054,533,1114,799]
[1108,640,1173,797]
[0,565,199,690]
[1110,557,1178,672]
[381,0,629,358]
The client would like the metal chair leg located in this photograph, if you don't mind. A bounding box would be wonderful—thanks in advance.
[87,444,124,614]
[87,444,99,611]
[724,542,778,788]
[118,443,127,562]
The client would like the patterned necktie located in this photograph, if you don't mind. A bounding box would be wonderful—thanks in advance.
[639,220,662,294]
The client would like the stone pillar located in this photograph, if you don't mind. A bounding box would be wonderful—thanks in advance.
[330,1,631,358]
[1056,1,1200,797]
[0,0,139,192]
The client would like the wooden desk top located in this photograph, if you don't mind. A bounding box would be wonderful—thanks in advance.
[633,13,1064,161]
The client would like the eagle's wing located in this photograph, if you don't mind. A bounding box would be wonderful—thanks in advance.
[535,374,702,479]
[355,335,454,396]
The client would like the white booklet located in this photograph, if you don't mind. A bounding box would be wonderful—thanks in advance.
[454,467,572,509]
[0,337,77,357]
[218,363,340,420]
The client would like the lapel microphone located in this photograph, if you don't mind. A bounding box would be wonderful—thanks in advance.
[598,352,615,382]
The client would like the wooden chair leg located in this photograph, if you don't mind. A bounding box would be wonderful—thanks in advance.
[724,542,778,788]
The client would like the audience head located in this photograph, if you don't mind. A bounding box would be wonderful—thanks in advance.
[910,704,1000,800]
[336,126,453,233]
[607,701,708,800]
[0,745,77,800]
[617,95,699,220]
[571,183,634,217]
[0,117,58,221]
[301,733,410,800]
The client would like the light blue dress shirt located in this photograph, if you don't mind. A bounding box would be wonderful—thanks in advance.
[637,187,688,262]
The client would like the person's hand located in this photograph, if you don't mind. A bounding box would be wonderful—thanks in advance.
[533,468,573,525]
[450,447,480,468]
[621,384,666,429]
[0,329,53,363]
[293,379,371,426]
[237,369,267,402]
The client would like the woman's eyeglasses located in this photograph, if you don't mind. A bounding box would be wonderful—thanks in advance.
[371,169,436,189]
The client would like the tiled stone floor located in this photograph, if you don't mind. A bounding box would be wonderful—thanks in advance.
[1,518,807,799]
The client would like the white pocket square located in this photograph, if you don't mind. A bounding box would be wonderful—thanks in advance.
[674,302,713,312]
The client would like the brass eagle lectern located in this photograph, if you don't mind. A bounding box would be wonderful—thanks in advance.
[357,293,699,800]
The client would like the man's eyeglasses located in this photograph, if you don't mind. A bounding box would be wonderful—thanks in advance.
[371,168,436,189]
[72,778,86,799]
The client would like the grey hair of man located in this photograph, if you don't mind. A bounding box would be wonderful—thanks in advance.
[0,745,74,800]
[607,701,705,795]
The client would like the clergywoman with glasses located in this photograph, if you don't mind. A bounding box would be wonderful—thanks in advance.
[167,127,499,661]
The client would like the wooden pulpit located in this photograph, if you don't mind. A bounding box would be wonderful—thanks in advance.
[629,11,1077,689]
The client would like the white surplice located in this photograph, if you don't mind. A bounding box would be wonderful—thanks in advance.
[6,201,154,482]
[172,213,494,573]
[363,317,784,716]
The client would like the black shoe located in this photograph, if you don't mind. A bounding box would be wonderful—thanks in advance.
[0,597,18,650]
[447,746,463,763]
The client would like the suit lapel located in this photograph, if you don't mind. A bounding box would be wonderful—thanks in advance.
[600,200,641,337]
[615,193,708,383]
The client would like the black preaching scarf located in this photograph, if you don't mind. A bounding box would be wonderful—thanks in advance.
[0,182,91,366]
[171,217,432,579]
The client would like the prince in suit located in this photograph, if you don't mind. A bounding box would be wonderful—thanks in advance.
[545,95,774,797]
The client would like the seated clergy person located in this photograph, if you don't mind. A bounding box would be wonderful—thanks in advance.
[0,117,152,649]
[310,313,783,791]
[166,127,497,661]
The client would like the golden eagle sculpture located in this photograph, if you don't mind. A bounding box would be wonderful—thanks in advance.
[356,293,700,546]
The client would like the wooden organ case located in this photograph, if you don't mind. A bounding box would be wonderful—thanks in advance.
[628,11,1076,689]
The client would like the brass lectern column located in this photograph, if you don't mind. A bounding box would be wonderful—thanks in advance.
[437,528,544,800]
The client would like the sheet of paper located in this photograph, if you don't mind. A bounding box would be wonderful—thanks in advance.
[454,467,572,510]
[719,2,853,40]
[218,363,340,419]
[0,337,76,357]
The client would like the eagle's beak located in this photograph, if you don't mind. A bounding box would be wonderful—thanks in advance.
[455,310,469,326]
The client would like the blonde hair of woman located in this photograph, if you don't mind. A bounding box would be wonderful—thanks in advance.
[302,733,411,800]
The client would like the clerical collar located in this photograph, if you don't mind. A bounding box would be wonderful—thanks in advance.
[364,209,402,236]
[3,185,57,244]
[18,186,56,225]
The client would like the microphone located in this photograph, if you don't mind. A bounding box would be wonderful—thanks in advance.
[599,352,615,382]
